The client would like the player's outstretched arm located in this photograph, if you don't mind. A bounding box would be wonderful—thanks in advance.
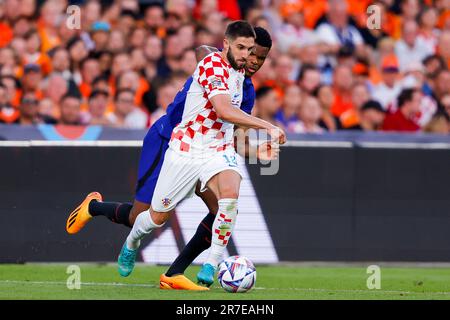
[234,127,280,160]
[210,94,286,144]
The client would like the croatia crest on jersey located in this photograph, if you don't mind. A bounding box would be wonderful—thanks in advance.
[162,198,171,208]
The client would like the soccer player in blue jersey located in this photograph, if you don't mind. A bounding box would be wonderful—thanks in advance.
[66,27,275,290]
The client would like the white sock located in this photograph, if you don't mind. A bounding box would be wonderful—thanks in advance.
[126,210,164,250]
[205,198,238,268]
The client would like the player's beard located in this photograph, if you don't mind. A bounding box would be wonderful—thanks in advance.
[227,49,245,70]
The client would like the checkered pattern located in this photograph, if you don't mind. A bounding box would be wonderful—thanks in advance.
[169,52,245,156]
[198,52,230,98]
[214,213,234,245]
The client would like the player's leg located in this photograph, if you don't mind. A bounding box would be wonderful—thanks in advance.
[197,167,242,286]
[118,149,202,277]
[165,185,218,277]
[65,126,165,233]
[87,199,148,227]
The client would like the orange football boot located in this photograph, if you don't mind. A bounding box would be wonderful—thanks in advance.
[66,192,103,234]
[159,274,209,291]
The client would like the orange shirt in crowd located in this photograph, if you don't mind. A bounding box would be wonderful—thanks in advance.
[331,90,353,117]
[437,10,450,29]
[346,0,373,27]
[340,108,359,128]
[0,107,20,123]
[193,0,241,20]
[384,13,403,40]
[0,22,13,48]
[37,18,61,53]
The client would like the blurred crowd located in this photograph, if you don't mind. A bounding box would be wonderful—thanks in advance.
[0,0,449,134]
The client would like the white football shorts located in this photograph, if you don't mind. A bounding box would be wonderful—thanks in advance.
[151,147,242,212]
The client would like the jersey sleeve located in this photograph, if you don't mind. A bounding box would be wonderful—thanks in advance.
[197,53,230,99]
[240,79,255,115]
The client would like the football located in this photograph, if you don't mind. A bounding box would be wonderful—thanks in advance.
[217,256,257,293]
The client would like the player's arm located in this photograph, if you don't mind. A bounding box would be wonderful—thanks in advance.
[195,46,219,62]
[234,126,280,161]
[210,94,286,144]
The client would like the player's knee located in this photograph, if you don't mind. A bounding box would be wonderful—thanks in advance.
[150,210,170,226]
[218,185,239,199]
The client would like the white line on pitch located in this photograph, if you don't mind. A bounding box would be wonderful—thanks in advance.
[0,280,155,288]
[1,280,450,296]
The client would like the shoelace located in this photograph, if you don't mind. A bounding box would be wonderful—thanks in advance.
[122,248,135,262]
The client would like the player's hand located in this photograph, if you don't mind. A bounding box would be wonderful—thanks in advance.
[257,142,280,161]
[269,127,287,145]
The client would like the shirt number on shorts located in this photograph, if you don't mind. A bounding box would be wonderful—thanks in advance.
[223,154,238,167]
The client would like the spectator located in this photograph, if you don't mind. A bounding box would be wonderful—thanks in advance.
[382,88,422,132]
[346,100,386,131]
[372,55,402,108]
[340,83,371,129]
[150,78,178,126]
[79,56,101,99]
[275,84,300,130]
[90,21,111,53]
[315,0,364,55]
[108,29,127,54]
[179,49,198,77]
[22,64,43,98]
[253,86,280,126]
[67,36,89,77]
[59,93,82,126]
[298,64,322,101]
[315,84,340,132]
[0,82,19,124]
[22,29,52,75]
[441,93,450,117]
[276,2,315,56]
[395,20,435,72]
[423,54,447,89]
[423,110,450,134]
[107,89,148,129]
[432,69,450,109]
[49,47,73,81]
[0,75,20,107]
[0,0,448,138]
[331,65,354,117]
[144,3,166,37]
[82,89,111,126]
[437,31,450,69]
[43,73,68,118]
[18,91,55,125]
[417,6,440,53]
[289,96,324,134]
[273,54,295,91]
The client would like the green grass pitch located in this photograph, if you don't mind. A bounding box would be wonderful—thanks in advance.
[1,264,450,300]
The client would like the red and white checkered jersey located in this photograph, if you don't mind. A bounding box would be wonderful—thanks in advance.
[169,52,245,157]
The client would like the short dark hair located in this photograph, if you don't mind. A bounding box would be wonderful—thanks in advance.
[298,64,319,81]
[224,20,255,41]
[92,74,108,86]
[397,88,419,108]
[60,92,81,105]
[256,86,274,100]
[115,88,135,101]
[89,89,109,101]
[254,26,272,49]
[361,100,385,113]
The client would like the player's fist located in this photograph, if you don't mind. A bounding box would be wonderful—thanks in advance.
[269,126,287,145]
[257,142,280,161]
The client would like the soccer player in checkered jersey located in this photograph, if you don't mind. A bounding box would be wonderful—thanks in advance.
[120,21,285,281]
[65,24,283,289]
